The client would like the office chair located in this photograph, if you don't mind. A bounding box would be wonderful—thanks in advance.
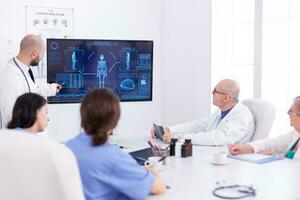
[0,130,85,200]
[242,99,275,141]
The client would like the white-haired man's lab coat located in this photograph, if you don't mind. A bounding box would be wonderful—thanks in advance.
[169,102,255,145]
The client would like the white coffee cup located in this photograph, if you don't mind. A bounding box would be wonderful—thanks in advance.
[213,152,228,165]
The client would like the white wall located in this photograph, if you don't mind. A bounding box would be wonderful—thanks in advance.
[161,0,211,126]
[0,0,163,141]
[0,0,211,142]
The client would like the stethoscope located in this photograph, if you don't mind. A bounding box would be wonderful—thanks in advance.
[213,182,256,199]
[13,57,31,92]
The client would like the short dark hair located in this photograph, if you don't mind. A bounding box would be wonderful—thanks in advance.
[80,88,121,146]
[7,93,47,129]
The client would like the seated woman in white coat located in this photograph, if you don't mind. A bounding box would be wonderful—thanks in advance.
[151,79,255,145]
[7,92,48,134]
[229,96,300,159]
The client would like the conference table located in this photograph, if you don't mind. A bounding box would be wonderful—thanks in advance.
[120,136,300,199]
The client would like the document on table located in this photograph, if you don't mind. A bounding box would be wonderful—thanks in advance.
[228,153,282,164]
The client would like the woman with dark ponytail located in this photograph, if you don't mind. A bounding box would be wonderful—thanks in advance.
[66,88,165,200]
[7,93,48,133]
[79,87,120,146]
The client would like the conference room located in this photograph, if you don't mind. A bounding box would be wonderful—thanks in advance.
[0,0,300,199]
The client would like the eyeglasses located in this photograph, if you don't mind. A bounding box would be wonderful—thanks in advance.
[212,88,239,102]
[287,108,300,117]
[212,88,228,96]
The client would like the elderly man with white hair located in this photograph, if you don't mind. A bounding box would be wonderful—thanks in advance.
[0,34,61,127]
[151,79,255,145]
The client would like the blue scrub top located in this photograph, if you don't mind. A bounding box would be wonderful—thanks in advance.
[66,133,155,200]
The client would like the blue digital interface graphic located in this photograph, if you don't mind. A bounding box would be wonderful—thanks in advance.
[47,39,153,103]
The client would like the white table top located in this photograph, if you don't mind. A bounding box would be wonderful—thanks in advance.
[147,146,300,200]
[113,133,300,199]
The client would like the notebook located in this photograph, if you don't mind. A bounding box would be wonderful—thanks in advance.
[228,153,282,164]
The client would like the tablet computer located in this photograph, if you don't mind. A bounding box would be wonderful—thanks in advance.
[153,123,164,141]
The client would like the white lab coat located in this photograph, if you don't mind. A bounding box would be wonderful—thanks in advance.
[0,58,57,127]
[169,102,255,145]
[250,129,300,156]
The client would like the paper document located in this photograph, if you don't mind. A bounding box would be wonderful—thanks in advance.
[228,153,282,164]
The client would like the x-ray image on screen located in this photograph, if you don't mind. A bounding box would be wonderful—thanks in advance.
[120,50,137,71]
[47,39,153,103]
[65,50,84,72]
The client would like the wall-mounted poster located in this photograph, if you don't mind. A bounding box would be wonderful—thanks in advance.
[26,6,74,78]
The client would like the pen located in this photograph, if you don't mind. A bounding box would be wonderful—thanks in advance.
[154,144,160,151]
[144,156,167,167]
[148,141,159,151]
[148,141,155,148]
[158,156,166,162]
[134,156,147,162]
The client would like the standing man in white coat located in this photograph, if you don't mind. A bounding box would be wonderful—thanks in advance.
[151,79,255,145]
[0,34,61,128]
[229,96,300,159]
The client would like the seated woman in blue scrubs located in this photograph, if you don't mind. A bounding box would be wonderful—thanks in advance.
[7,93,48,133]
[66,88,166,200]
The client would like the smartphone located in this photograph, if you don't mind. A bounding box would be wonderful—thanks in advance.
[153,123,164,141]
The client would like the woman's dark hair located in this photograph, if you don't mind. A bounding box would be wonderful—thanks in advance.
[7,93,47,129]
[81,88,121,146]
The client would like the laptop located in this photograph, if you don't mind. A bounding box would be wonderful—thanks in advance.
[129,148,153,165]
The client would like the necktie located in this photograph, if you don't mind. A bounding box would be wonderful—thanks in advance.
[28,68,35,83]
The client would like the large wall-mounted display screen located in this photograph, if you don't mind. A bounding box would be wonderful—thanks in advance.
[47,39,153,103]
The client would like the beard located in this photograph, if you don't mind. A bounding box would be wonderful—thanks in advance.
[30,57,40,66]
